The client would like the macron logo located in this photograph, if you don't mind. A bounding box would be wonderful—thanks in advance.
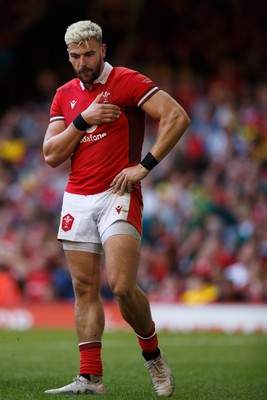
[70,100,77,109]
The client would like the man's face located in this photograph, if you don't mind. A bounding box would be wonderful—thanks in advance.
[67,38,106,84]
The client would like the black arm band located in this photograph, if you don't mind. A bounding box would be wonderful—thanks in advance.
[73,114,88,131]
[140,152,159,171]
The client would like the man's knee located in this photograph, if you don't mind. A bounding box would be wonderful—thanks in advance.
[72,278,88,297]
[72,275,100,299]
[110,280,136,301]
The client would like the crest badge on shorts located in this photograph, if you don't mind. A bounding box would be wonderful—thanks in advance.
[62,213,74,232]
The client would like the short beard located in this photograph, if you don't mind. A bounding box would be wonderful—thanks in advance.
[75,58,102,84]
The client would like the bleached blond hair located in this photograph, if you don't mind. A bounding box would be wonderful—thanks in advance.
[64,20,102,46]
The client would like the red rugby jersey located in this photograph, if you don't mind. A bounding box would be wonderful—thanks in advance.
[49,62,159,195]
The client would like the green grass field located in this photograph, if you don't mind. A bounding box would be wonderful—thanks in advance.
[0,329,266,400]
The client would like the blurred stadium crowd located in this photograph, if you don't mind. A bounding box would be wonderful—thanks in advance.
[0,0,267,305]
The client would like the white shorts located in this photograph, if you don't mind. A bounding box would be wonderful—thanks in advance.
[58,188,143,253]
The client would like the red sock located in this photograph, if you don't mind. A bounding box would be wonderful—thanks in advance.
[136,321,159,353]
[79,341,103,377]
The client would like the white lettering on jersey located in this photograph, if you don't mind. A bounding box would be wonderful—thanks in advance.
[80,133,107,143]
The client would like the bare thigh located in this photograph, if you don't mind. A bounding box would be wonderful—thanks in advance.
[64,250,103,295]
[103,234,153,334]
[103,234,141,295]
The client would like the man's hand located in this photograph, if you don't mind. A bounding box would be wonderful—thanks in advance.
[81,92,121,125]
[110,164,149,195]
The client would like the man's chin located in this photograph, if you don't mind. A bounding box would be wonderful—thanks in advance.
[78,73,94,84]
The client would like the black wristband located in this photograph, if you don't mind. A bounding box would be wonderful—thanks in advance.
[73,114,88,131]
[140,152,159,171]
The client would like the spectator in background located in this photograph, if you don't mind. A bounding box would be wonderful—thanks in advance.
[0,0,267,310]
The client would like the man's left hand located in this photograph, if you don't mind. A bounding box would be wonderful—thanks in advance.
[110,164,149,195]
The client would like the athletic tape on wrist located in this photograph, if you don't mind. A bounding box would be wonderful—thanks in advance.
[140,152,159,171]
[73,114,88,131]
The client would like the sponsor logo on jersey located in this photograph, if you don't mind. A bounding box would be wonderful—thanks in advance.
[80,132,107,143]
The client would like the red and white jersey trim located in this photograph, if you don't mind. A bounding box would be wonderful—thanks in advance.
[137,87,159,107]
[50,115,65,123]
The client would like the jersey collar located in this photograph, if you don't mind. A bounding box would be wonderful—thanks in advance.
[79,62,113,90]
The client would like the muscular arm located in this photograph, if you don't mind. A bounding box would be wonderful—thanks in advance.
[43,93,121,168]
[110,89,190,194]
[43,120,84,168]
[141,90,190,161]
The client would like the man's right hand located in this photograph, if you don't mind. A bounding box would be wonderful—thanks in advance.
[81,92,121,125]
